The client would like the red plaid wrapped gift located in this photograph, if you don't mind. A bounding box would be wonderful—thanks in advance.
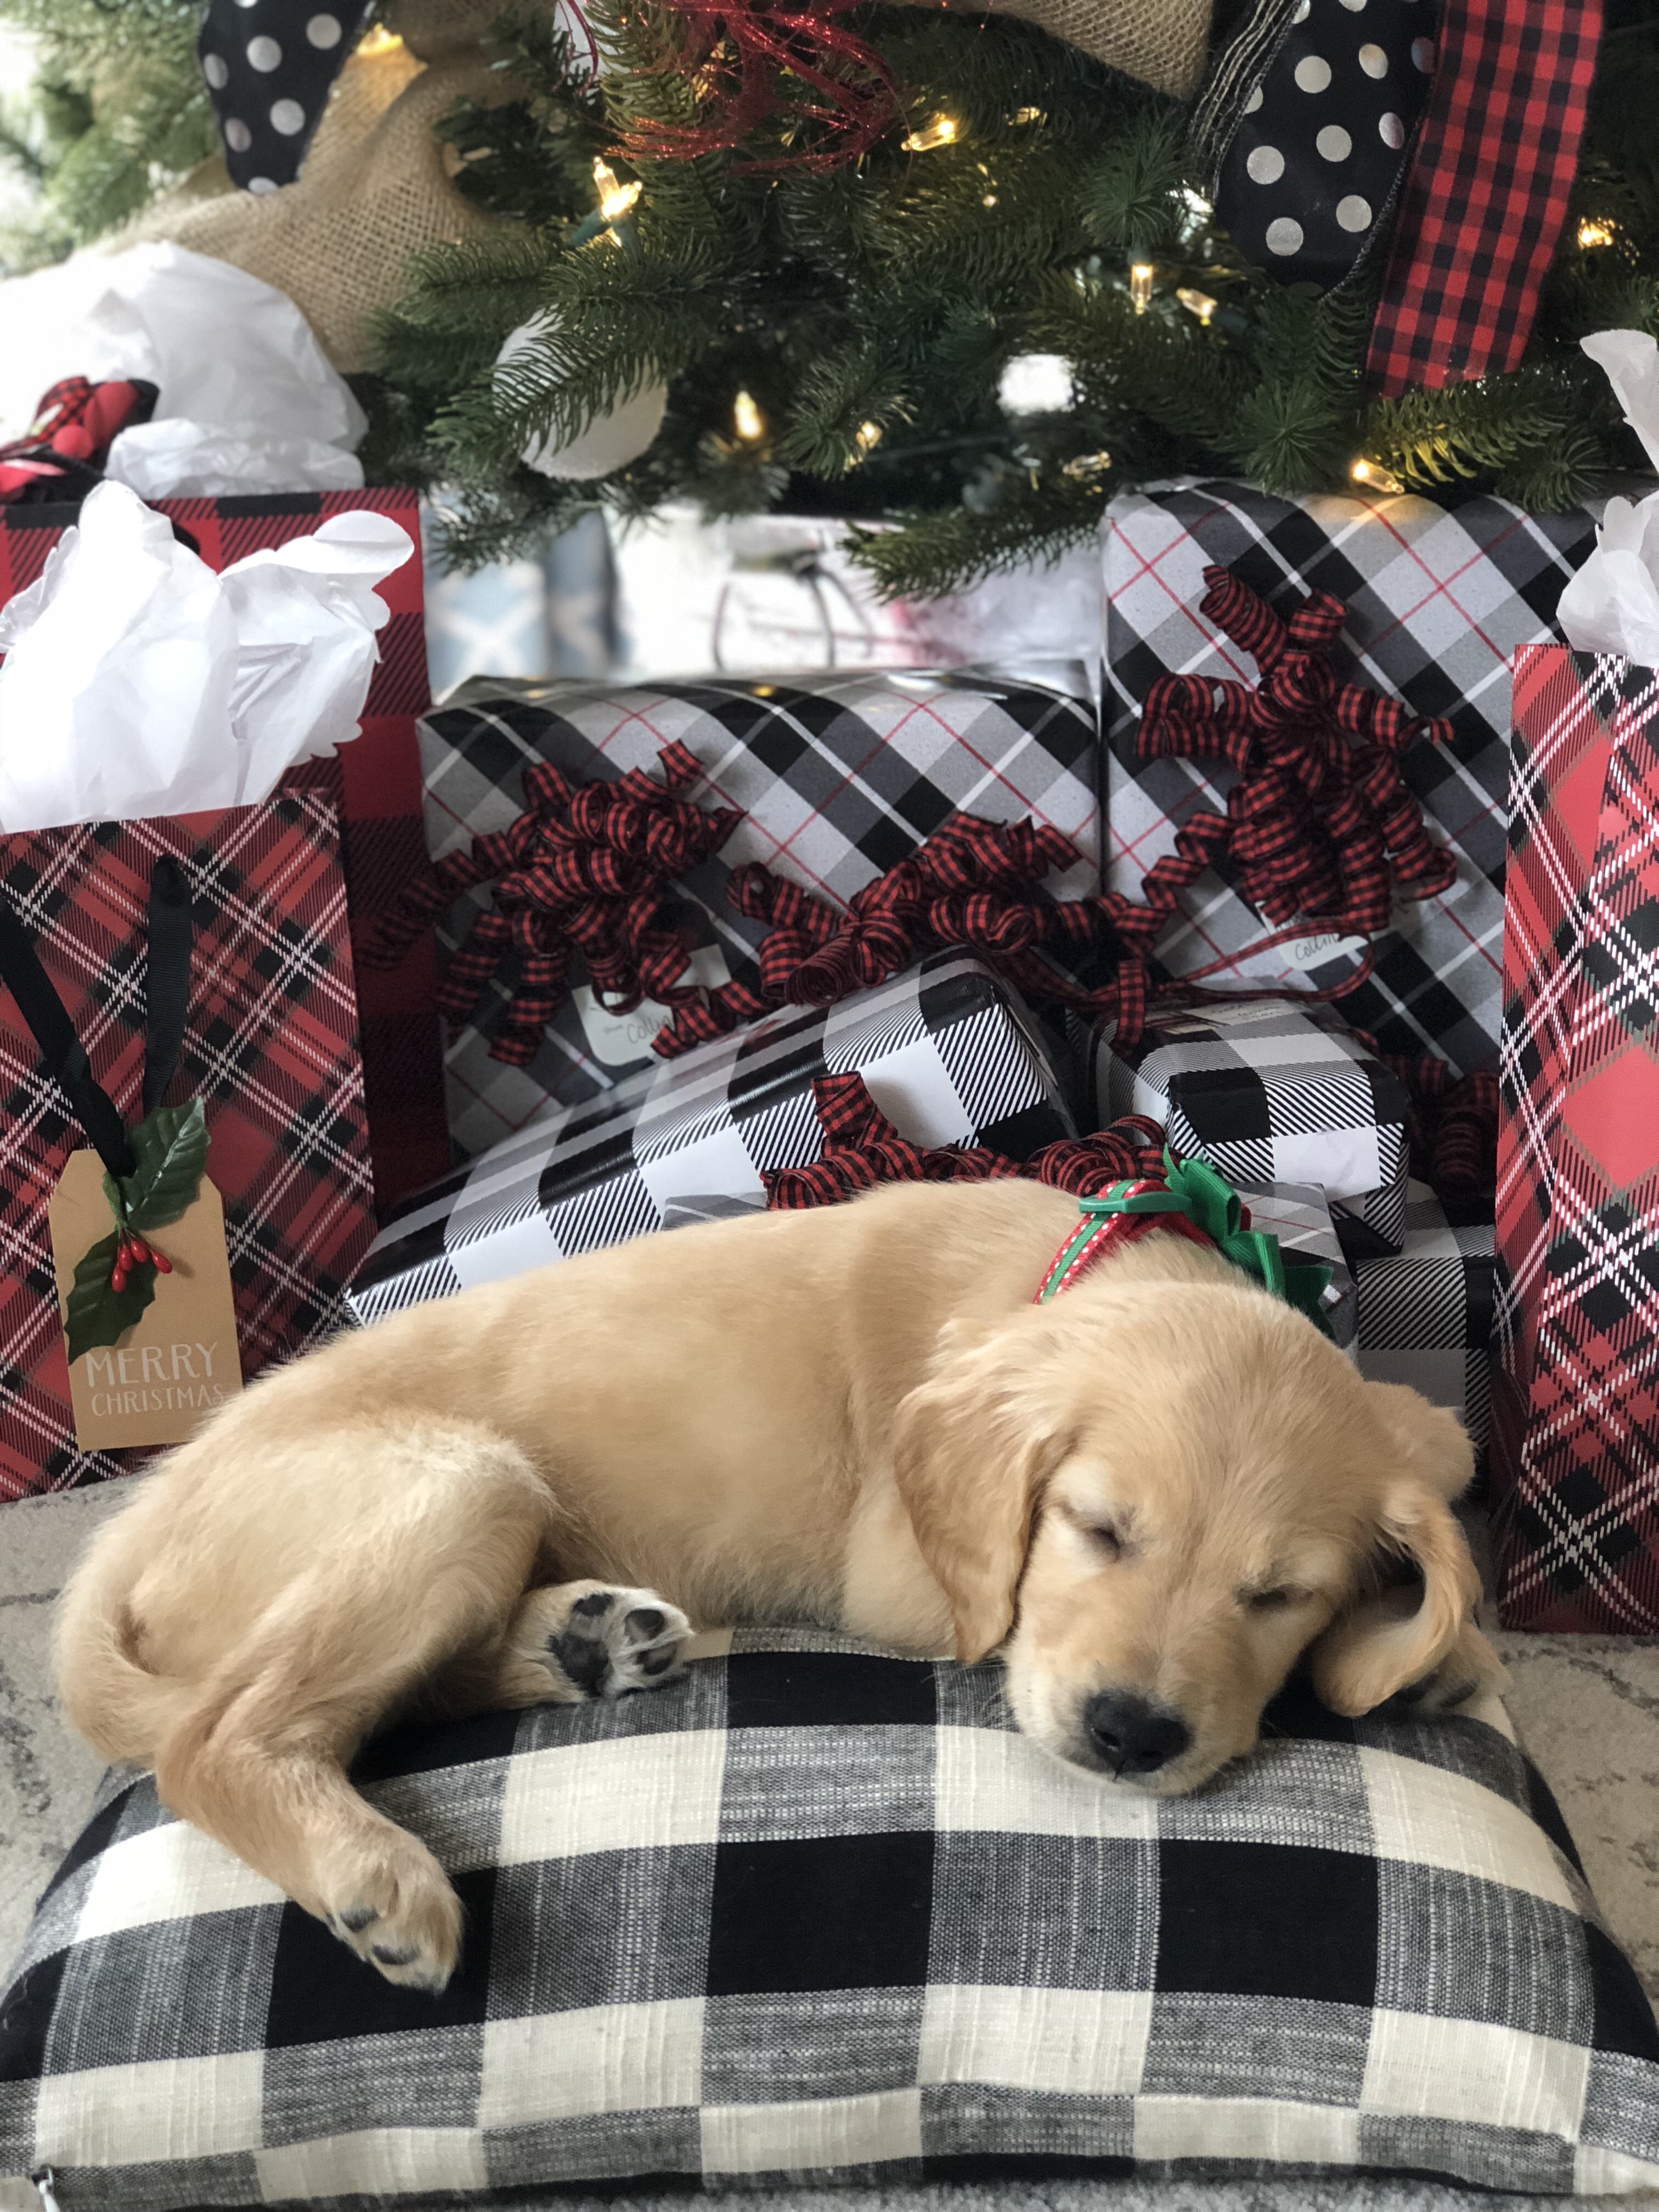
[1104,481,1598,1078]
[0,489,448,1213]
[0,797,376,1498]
[1492,645,1659,1630]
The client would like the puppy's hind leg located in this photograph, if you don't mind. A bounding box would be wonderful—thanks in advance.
[154,1424,552,1991]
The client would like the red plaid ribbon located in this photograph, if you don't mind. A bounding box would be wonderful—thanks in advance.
[1365,0,1603,395]
[0,377,159,504]
[764,1079,1167,1207]
[1091,566,1458,1047]
[658,814,1107,1057]
[362,741,742,1067]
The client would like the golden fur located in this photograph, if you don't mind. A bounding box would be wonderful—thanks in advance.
[56,1180,1499,1990]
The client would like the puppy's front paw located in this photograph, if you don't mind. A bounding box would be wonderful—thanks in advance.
[1390,1621,1507,1716]
[499,1581,692,1706]
[316,1825,462,1992]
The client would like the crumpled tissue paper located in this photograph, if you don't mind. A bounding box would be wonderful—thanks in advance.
[0,481,411,830]
[0,244,366,497]
[1558,330,1659,663]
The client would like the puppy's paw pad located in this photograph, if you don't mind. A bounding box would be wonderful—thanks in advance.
[539,1583,691,1700]
[318,1834,461,1992]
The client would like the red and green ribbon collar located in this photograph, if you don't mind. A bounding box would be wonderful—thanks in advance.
[1035,1146,1335,1339]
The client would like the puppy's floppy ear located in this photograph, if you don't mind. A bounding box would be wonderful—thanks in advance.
[1310,1384,1482,1718]
[891,1324,1065,1664]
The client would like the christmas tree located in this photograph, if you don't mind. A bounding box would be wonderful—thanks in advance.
[5,0,1659,597]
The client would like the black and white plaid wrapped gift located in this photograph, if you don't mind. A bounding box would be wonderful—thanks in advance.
[347,955,1071,1322]
[1093,1000,1410,1254]
[5,1630,1658,2208]
[1348,1180,1497,1449]
[419,665,1098,1160]
[1103,481,1596,1077]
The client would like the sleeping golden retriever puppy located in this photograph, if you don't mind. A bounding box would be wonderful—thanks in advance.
[56,1178,1499,1993]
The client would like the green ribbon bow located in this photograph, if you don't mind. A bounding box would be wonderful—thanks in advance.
[1048,1147,1335,1339]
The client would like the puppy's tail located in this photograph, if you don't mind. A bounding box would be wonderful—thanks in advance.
[55,1499,191,1762]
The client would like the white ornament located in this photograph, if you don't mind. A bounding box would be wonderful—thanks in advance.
[495,317,667,481]
[998,352,1074,416]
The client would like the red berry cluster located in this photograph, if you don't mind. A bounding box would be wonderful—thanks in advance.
[109,1233,172,1293]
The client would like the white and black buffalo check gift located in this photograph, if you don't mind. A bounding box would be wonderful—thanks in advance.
[1347,1181,1498,1451]
[1103,481,1597,1078]
[1094,1001,1410,1255]
[4,1630,1658,2207]
[416,667,1098,1160]
[347,955,1071,1322]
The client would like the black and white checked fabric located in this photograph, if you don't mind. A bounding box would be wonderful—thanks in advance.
[1102,480,1599,1077]
[4,1629,1657,2207]
[1094,1001,1409,1254]
[1347,1180,1496,1447]
[417,668,1099,1160]
[347,956,1071,1323]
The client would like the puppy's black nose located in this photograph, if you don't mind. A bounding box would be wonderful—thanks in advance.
[1084,1691,1191,1776]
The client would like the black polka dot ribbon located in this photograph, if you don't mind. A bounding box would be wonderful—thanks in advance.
[1197,0,1438,290]
[196,0,376,194]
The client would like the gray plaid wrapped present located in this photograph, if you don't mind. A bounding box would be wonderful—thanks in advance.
[417,665,1098,1160]
[1234,1180,1357,1353]
[1093,1000,1410,1255]
[1349,1180,1496,1449]
[347,955,1071,1323]
[5,1631,1658,2208]
[1102,480,1596,1077]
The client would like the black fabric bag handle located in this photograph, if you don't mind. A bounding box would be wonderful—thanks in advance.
[0,854,194,1183]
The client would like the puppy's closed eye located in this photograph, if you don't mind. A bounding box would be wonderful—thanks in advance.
[1241,1584,1309,1613]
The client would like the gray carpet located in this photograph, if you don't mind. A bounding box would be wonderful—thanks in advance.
[4,1486,1658,2211]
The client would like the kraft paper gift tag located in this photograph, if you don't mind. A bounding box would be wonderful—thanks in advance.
[49,1151,241,1450]
[2,851,246,1455]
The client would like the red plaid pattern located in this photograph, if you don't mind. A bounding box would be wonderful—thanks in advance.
[1366,0,1602,395]
[0,489,448,1211]
[0,798,375,1499]
[1492,645,1659,1630]
[763,1075,1165,1206]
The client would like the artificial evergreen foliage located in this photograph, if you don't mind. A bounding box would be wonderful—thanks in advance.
[5,0,1659,596]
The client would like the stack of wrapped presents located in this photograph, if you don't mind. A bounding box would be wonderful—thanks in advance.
[5,470,1655,1645]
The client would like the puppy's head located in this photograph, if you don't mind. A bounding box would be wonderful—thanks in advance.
[891,1275,1483,1795]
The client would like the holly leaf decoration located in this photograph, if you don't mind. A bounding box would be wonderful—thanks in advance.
[64,1231,157,1364]
[100,1097,208,1234]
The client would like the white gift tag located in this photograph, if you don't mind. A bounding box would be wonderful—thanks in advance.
[573,945,732,1068]
[1281,930,1371,972]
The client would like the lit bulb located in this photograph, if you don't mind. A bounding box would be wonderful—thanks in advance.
[356,26,405,57]
[732,388,765,444]
[854,420,884,458]
[1578,218,1615,249]
[1129,261,1155,314]
[1011,105,1043,125]
[592,157,642,223]
[902,114,959,152]
[1351,456,1405,495]
[982,192,998,207]
[1176,286,1217,326]
[1062,450,1112,483]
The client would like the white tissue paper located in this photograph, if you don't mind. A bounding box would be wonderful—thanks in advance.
[0,482,411,831]
[0,244,365,496]
[1558,330,1659,662]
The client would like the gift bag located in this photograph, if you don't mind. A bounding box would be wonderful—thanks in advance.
[0,797,375,1498]
[0,487,448,1212]
[1102,479,1598,1075]
[1491,645,1659,1628]
[405,668,1101,1160]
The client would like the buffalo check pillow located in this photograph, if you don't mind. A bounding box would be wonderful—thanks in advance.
[3,1630,1657,2209]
